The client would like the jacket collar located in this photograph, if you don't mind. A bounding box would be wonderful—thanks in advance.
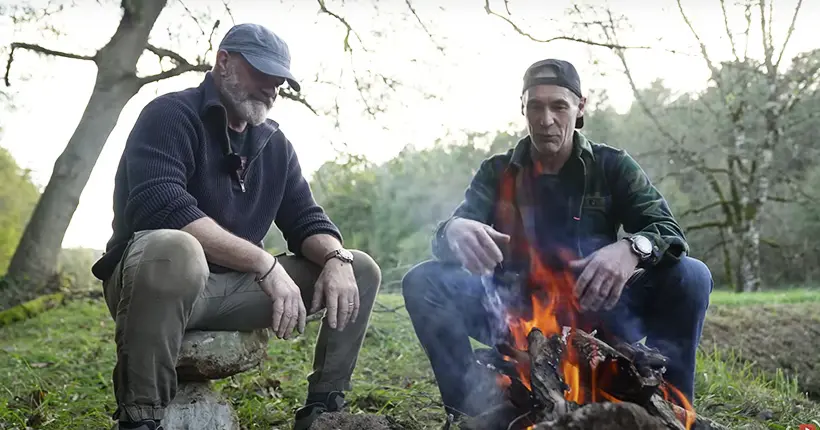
[196,72,280,134]
[510,130,595,169]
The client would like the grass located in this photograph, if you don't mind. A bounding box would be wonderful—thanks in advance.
[0,292,818,429]
[708,287,820,307]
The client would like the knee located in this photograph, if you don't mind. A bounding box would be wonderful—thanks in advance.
[351,250,381,297]
[133,229,208,299]
[401,260,443,309]
[671,256,713,312]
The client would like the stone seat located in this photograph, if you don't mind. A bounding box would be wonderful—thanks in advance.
[112,329,272,430]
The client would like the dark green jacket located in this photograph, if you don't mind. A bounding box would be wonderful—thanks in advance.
[432,131,688,267]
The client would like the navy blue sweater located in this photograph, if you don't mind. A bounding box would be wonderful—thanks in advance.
[91,73,342,281]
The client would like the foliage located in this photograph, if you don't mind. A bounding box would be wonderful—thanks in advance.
[1,293,819,429]
[291,132,518,290]
[57,247,102,291]
[0,147,40,275]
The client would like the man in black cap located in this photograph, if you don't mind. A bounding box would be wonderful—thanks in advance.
[92,23,381,430]
[401,59,712,424]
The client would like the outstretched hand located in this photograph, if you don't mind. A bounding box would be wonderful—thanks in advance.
[311,259,359,331]
[445,218,511,275]
[568,240,639,312]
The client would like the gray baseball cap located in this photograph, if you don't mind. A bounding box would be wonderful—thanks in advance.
[218,23,300,92]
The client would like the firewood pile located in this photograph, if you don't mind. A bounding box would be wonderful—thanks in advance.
[461,327,726,430]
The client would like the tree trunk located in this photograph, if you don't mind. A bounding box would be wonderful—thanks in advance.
[737,220,761,292]
[1,0,168,307]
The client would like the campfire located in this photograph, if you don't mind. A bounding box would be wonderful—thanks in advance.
[461,249,706,430]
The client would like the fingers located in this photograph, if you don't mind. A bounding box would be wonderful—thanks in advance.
[351,286,360,324]
[271,297,285,335]
[326,290,339,329]
[281,296,297,339]
[603,277,627,310]
[582,274,611,312]
[297,298,307,334]
[579,266,605,311]
[454,243,485,275]
[337,292,351,332]
[310,283,324,314]
[568,257,590,270]
[463,235,498,273]
[475,229,505,265]
[484,227,511,245]
[574,260,597,300]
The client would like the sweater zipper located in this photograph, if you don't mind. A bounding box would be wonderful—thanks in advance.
[221,110,246,193]
[575,157,587,258]
[239,127,275,184]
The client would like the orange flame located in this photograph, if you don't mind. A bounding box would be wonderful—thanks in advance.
[493,168,695,429]
[498,246,695,429]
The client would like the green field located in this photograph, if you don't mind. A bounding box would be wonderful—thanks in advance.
[1,291,819,429]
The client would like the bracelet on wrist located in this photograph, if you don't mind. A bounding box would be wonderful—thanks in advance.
[256,258,278,282]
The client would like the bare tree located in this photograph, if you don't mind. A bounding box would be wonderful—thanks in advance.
[486,0,819,292]
[0,0,222,307]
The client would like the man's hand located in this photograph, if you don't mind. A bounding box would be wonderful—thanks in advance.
[568,240,639,312]
[445,218,511,275]
[258,261,307,339]
[311,259,359,331]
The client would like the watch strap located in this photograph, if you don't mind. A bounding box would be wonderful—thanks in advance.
[324,248,353,263]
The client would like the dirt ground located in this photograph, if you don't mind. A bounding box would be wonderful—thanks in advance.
[699,302,820,399]
[309,412,407,430]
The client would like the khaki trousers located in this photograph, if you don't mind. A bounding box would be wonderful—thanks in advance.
[102,229,381,422]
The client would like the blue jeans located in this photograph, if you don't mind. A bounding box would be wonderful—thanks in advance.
[401,256,712,416]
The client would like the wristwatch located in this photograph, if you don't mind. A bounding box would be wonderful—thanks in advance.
[624,234,653,263]
[324,248,354,264]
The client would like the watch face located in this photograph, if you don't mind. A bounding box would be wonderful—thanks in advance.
[337,249,354,262]
[633,236,653,254]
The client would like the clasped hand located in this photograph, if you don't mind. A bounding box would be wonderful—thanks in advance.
[446,218,639,312]
[258,258,359,339]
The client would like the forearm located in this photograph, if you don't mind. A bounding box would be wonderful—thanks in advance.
[300,233,344,267]
[615,152,688,264]
[182,217,274,276]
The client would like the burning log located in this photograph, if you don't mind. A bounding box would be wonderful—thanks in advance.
[565,329,665,405]
[470,326,709,430]
[532,402,667,429]
[526,328,578,419]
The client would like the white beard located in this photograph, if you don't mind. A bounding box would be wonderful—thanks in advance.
[219,62,272,126]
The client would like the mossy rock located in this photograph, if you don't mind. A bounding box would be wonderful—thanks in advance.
[0,292,65,327]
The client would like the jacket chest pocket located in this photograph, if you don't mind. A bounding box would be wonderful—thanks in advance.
[581,194,614,234]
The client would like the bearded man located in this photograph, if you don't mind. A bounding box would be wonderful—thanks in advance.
[402,59,712,425]
[91,23,381,430]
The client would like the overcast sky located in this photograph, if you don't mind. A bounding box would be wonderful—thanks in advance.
[0,0,816,250]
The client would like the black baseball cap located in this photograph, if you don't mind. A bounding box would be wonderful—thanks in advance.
[218,23,300,92]
[522,59,584,128]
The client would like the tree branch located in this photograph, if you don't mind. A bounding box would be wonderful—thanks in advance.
[719,0,740,62]
[317,0,366,52]
[5,41,95,86]
[403,0,444,52]
[484,0,651,50]
[138,44,211,85]
[679,201,725,218]
[774,0,804,68]
[145,44,189,65]
[685,221,729,232]
[676,0,724,94]
[279,88,318,115]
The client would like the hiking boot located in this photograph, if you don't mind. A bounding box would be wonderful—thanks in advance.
[293,391,346,430]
